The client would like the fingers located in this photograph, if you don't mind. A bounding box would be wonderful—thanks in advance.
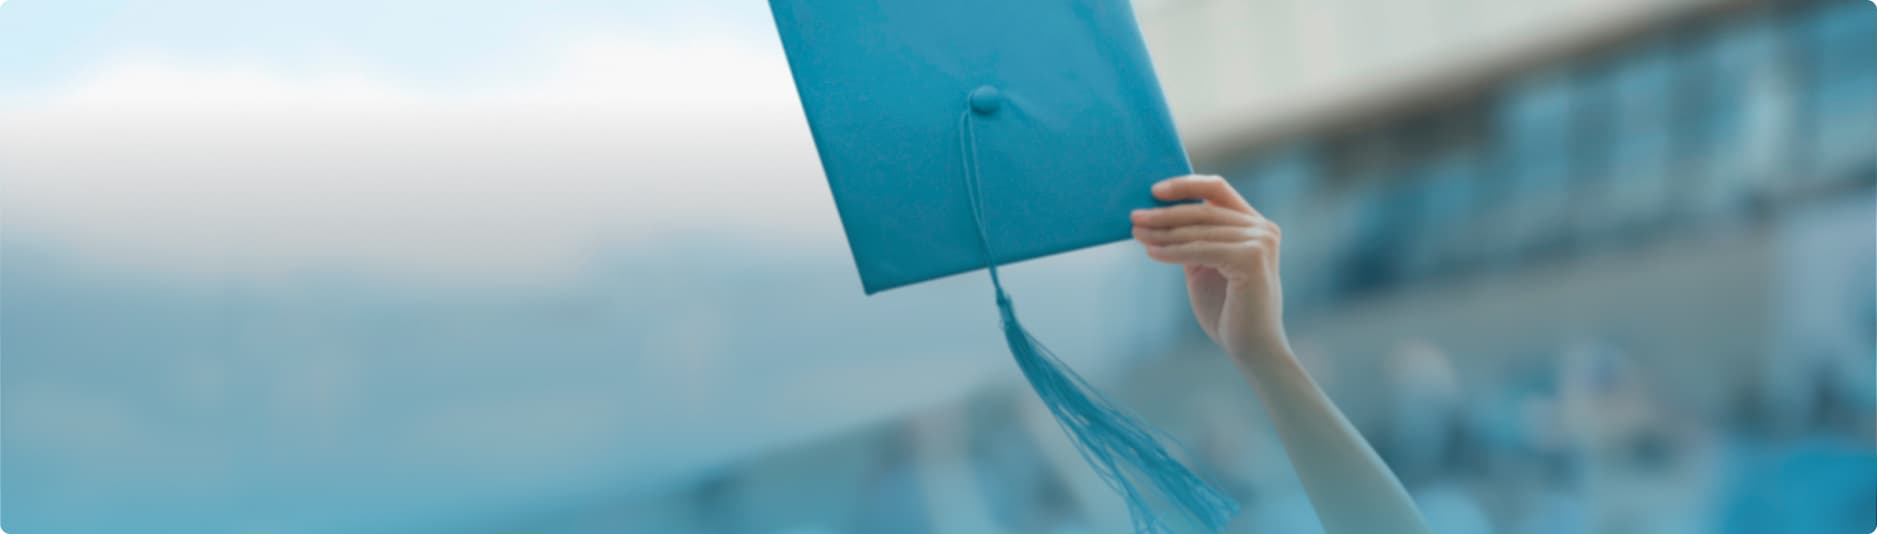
[1142,236,1280,271]
[1142,241,1243,267]
[1131,203,1256,229]
[1133,224,1274,246]
[1135,175,1282,272]
[1152,175,1258,216]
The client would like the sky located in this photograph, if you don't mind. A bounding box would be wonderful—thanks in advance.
[1,0,846,285]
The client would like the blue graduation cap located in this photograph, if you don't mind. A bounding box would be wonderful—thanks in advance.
[768,0,1236,530]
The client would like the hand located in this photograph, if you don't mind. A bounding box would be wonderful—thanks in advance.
[1131,175,1287,359]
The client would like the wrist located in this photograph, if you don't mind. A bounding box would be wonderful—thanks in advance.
[1226,328,1292,365]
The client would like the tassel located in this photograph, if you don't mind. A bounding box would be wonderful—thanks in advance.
[994,291,1238,532]
[958,107,1238,532]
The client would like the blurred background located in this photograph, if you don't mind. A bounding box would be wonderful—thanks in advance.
[1,0,1872,532]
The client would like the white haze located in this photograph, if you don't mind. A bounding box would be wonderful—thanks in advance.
[0,32,845,285]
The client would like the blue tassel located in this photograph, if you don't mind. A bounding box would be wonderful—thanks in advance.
[957,107,1238,532]
[993,290,1238,532]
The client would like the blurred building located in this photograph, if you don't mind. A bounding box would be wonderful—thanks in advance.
[527,0,1874,533]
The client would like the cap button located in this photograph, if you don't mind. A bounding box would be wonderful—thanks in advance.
[968,85,1002,115]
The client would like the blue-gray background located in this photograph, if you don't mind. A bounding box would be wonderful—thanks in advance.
[2,0,1873,533]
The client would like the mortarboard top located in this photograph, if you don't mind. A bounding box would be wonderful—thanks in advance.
[767,1,1236,530]
[768,0,1190,294]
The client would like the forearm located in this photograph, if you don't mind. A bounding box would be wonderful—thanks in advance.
[1230,337,1431,534]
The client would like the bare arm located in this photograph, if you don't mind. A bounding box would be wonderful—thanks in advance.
[1132,175,1431,534]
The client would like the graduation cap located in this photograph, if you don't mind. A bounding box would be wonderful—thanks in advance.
[768,0,1237,529]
